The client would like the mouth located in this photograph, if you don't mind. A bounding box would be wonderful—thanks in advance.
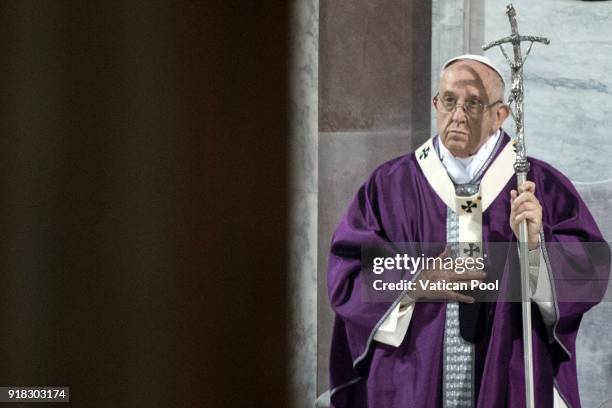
[446,130,468,138]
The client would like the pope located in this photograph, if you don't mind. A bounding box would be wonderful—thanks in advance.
[326,55,610,408]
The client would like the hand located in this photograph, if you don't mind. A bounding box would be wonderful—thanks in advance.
[410,248,486,303]
[510,181,542,250]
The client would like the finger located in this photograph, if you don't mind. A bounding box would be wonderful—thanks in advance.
[511,191,535,208]
[443,267,486,279]
[513,204,542,220]
[513,201,540,214]
[519,209,541,220]
[444,269,485,282]
[512,192,531,209]
[512,197,541,216]
[438,247,451,258]
[515,211,542,224]
[453,270,487,281]
[518,181,536,194]
[510,189,517,203]
[446,291,475,304]
[510,190,518,220]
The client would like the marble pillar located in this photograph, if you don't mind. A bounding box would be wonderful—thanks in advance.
[431,0,484,131]
[288,0,318,407]
[317,0,432,399]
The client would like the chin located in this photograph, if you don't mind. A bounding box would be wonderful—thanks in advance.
[445,139,467,152]
[443,133,472,155]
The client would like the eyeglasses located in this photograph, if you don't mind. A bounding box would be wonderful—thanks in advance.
[433,93,503,117]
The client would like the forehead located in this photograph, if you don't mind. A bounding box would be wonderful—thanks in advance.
[439,61,496,97]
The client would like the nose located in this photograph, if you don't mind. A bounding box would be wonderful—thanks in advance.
[451,104,468,122]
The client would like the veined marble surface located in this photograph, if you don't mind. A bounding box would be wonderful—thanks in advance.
[484,0,612,183]
[573,181,612,408]
[288,0,318,407]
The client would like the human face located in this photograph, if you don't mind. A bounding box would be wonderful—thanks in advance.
[435,61,508,158]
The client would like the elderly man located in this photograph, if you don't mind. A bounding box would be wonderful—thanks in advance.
[326,55,609,407]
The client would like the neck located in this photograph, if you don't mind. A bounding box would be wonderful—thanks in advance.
[453,151,475,159]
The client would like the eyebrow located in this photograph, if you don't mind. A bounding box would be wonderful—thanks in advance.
[440,91,484,101]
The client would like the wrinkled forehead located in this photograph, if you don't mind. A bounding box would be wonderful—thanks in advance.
[439,61,497,98]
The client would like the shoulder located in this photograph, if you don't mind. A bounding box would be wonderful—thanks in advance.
[526,157,587,221]
[361,151,420,193]
[528,157,568,179]
[371,152,417,178]
[527,157,576,194]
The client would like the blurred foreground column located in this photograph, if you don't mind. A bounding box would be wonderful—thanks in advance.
[288,0,319,407]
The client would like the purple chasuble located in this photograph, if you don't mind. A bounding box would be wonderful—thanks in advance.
[326,132,610,408]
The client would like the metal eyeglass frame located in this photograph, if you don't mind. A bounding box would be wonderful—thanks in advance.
[433,93,503,116]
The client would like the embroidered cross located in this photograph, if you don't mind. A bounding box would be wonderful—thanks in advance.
[419,147,430,160]
[461,200,477,213]
[464,243,481,257]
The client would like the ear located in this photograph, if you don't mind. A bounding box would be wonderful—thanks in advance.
[494,103,510,128]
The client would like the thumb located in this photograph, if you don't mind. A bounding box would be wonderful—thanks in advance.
[510,189,517,202]
[439,246,451,258]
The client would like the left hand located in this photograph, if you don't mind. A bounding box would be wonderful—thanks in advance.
[510,181,542,250]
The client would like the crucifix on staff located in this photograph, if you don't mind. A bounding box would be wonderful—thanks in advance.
[483,4,550,407]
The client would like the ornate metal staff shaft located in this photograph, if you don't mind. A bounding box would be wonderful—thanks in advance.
[482,4,549,408]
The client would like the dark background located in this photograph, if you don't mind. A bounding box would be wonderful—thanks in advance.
[0,1,288,406]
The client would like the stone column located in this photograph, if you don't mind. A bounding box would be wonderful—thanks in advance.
[317,0,432,399]
[431,0,484,131]
[288,0,319,407]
